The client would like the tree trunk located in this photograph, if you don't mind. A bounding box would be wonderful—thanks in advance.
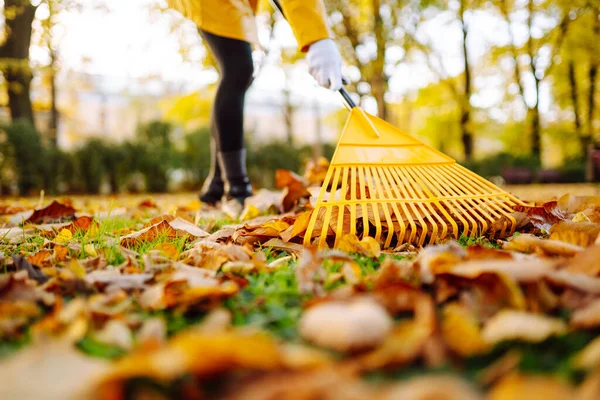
[49,50,59,147]
[459,0,473,161]
[527,0,542,159]
[586,6,599,181]
[568,59,584,153]
[372,0,388,120]
[0,0,37,125]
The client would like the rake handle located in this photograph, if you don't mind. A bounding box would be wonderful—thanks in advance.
[269,0,358,109]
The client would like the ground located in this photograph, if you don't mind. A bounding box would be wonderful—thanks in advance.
[0,183,600,399]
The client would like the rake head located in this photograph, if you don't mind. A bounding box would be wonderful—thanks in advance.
[303,108,528,249]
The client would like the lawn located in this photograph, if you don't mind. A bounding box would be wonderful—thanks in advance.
[1,186,600,399]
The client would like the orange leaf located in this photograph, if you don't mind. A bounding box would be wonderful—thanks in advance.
[54,245,69,262]
[27,250,51,267]
[152,243,180,260]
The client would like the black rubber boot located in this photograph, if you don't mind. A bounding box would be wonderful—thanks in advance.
[199,139,224,205]
[218,149,253,205]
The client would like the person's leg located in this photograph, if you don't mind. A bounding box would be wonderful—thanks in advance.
[199,30,254,204]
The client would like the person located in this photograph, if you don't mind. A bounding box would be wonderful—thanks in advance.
[167,0,343,204]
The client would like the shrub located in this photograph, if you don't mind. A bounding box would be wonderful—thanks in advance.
[2,120,45,195]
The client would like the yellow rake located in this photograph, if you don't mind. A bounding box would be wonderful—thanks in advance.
[302,105,528,249]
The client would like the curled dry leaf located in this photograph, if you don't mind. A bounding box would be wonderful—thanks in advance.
[25,200,76,224]
[559,245,600,276]
[503,233,584,257]
[300,297,393,352]
[338,234,381,258]
[481,310,567,345]
[275,169,311,212]
[121,217,208,247]
[550,221,600,247]
[417,242,466,284]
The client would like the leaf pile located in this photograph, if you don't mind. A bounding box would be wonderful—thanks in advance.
[0,191,600,399]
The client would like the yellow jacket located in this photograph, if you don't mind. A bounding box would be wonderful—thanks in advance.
[167,0,331,51]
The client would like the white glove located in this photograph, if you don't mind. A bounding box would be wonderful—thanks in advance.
[307,38,343,91]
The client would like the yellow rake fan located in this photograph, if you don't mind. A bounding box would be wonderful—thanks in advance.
[303,101,528,249]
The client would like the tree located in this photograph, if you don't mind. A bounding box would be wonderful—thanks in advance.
[494,0,573,159]
[0,0,38,124]
[404,0,476,160]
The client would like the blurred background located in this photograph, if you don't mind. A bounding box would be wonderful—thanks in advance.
[0,0,599,196]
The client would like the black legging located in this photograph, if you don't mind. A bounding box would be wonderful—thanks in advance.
[200,30,254,152]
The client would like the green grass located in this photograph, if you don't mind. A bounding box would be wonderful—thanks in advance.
[458,235,500,249]
[224,265,305,341]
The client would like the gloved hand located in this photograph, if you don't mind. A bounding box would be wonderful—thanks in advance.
[307,38,343,91]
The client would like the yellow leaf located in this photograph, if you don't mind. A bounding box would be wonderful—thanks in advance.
[152,242,179,260]
[441,303,488,357]
[573,212,592,222]
[360,236,381,258]
[263,219,290,232]
[54,229,73,244]
[54,245,69,262]
[338,234,381,257]
[489,373,574,400]
[240,205,260,221]
[84,244,97,257]
[67,259,86,279]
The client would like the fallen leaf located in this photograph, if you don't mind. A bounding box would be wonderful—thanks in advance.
[382,375,483,400]
[100,331,282,384]
[550,221,600,247]
[300,297,393,352]
[152,242,180,259]
[559,245,600,276]
[67,259,86,279]
[0,340,109,400]
[54,228,73,244]
[121,218,208,247]
[276,169,311,212]
[488,372,574,400]
[25,200,76,224]
[93,320,133,350]
[441,302,488,357]
[338,234,381,257]
[27,250,51,267]
[571,299,600,329]
[54,245,69,262]
[84,243,97,257]
[482,310,567,345]
[503,234,584,257]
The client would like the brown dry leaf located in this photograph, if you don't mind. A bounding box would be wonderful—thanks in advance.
[93,319,133,350]
[503,233,584,257]
[441,302,488,357]
[0,340,109,400]
[550,221,600,247]
[560,245,600,276]
[571,299,600,329]
[138,199,158,209]
[488,373,575,400]
[99,331,282,384]
[481,310,567,345]
[547,270,600,294]
[121,217,208,246]
[276,169,311,212]
[299,297,393,352]
[373,257,418,288]
[417,242,466,284]
[85,270,153,291]
[64,215,94,234]
[304,156,330,185]
[381,375,483,400]
[295,248,327,296]
[515,201,567,230]
[262,238,304,255]
[25,200,76,224]
[577,368,600,400]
